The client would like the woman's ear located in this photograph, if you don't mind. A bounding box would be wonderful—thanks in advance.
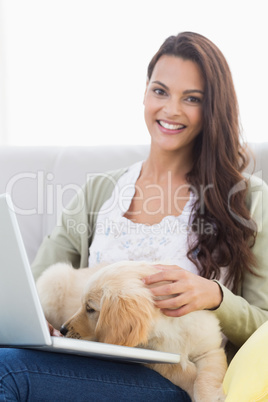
[95,292,154,347]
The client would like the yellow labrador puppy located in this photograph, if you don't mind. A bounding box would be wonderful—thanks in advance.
[37,261,227,402]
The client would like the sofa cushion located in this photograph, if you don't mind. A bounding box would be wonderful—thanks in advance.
[223,321,268,400]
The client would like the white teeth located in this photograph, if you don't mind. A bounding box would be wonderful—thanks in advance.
[159,121,185,130]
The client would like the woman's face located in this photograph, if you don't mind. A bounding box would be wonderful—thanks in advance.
[144,55,204,155]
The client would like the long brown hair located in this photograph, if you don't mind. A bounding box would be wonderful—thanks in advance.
[147,32,257,292]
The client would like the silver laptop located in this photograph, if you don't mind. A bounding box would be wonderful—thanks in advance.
[0,193,180,364]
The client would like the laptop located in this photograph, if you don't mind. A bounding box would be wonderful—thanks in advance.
[0,193,180,364]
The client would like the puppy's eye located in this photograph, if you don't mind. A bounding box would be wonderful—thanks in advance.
[86,305,96,314]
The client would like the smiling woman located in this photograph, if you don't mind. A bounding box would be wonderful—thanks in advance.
[1,30,268,402]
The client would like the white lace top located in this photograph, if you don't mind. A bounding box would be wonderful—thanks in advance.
[88,161,198,274]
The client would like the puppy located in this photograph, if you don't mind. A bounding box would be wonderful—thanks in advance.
[37,261,227,402]
[36,262,101,329]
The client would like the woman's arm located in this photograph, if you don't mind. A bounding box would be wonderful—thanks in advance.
[144,175,268,350]
[214,175,268,347]
[31,168,126,281]
[31,182,90,280]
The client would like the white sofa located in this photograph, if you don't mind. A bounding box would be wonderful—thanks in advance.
[0,143,267,264]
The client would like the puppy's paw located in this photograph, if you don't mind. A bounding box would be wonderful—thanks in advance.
[195,387,226,402]
[214,387,226,401]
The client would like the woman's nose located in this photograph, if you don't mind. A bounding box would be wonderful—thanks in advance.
[163,97,182,117]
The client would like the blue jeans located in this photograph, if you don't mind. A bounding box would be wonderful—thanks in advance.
[0,348,191,401]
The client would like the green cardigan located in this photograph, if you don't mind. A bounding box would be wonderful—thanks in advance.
[32,168,268,361]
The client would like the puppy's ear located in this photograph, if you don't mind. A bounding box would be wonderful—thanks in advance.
[95,293,154,347]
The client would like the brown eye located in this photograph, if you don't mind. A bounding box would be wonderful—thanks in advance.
[186,96,201,103]
[86,305,95,314]
[154,88,167,96]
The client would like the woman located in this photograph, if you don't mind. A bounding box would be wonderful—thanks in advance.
[1,31,268,401]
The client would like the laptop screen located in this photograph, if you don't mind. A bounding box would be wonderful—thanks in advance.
[0,193,51,346]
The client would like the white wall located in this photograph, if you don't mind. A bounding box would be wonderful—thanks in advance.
[0,0,267,146]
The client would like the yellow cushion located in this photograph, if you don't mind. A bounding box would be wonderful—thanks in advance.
[223,321,268,401]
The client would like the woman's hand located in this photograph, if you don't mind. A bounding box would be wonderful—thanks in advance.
[143,264,223,317]
[47,320,63,337]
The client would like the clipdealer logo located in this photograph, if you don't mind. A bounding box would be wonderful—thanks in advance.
[5,171,84,220]
[228,171,263,231]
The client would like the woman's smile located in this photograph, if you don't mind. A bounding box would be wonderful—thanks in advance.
[157,119,186,134]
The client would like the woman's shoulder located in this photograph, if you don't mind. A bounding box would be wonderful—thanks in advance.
[243,172,268,217]
[243,172,268,193]
[85,166,128,190]
[84,161,143,192]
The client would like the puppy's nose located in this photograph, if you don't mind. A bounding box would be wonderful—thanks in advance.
[60,325,69,336]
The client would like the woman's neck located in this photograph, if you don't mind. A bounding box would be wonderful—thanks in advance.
[142,148,193,184]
